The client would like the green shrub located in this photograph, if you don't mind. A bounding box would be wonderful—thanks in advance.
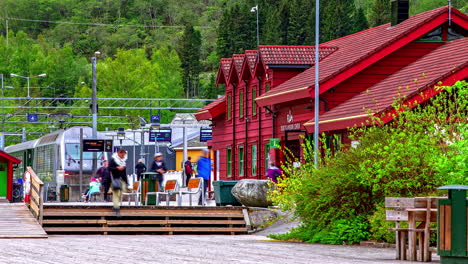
[368,205,396,243]
[269,81,468,244]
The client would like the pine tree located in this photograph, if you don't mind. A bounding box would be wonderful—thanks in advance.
[177,24,202,98]
[352,7,369,34]
[287,0,312,45]
[320,0,355,42]
[368,0,390,27]
[216,9,232,58]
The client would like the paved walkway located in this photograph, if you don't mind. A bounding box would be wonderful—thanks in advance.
[0,235,439,263]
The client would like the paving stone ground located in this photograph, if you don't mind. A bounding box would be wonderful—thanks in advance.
[0,234,439,264]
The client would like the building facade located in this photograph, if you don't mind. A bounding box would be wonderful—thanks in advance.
[196,5,468,181]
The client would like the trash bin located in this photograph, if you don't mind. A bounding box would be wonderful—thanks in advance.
[12,183,23,203]
[213,181,241,206]
[437,185,468,264]
[60,184,69,202]
[141,172,159,205]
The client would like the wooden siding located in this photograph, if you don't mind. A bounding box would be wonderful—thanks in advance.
[321,42,444,109]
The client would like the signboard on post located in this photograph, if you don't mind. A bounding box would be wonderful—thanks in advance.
[269,138,280,149]
[200,128,212,142]
[149,129,172,142]
[82,139,105,152]
[27,114,38,122]
[0,132,4,150]
[150,115,160,126]
[104,140,113,152]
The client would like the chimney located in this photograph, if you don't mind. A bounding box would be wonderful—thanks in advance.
[391,0,409,26]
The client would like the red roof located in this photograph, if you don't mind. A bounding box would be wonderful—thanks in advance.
[245,50,258,74]
[0,150,21,164]
[256,6,468,107]
[216,58,233,85]
[232,54,246,77]
[258,45,337,66]
[194,96,226,121]
[305,37,468,132]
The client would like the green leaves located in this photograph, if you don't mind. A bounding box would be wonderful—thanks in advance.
[269,81,468,245]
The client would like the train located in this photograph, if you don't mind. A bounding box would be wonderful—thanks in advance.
[5,126,107,201]
[5,126,178,201]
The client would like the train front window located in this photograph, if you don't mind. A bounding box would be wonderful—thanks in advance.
[65,144,102,160]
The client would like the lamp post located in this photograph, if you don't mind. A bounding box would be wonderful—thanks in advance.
[91,51,100,177]
[314,0,320,168]
[251,5,259,47]
[10,73,47,98]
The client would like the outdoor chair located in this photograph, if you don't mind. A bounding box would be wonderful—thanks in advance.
[121,181,141,206]
[174,178,204,206]
[145,180,179,206]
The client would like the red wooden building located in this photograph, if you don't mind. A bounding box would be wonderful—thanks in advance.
[196,5,468,181]
[0,150,21,202]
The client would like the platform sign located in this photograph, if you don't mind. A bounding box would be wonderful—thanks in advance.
[0,132,4,150]
[104,140,113,152]
[27,114,38,122]
[200,128,212,142]
[150,115,160,125]
[82,139,105,152]
[149,129,172,142]
[269,138,280,149]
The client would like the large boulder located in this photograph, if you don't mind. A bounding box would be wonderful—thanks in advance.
[231,179,273,207]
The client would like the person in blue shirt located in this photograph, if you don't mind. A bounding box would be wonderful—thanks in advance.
[196,149,211,206]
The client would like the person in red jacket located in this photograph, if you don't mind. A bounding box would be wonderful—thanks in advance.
[184,157,193,187]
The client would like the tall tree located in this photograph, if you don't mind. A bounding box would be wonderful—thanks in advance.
[368,0,391,27]
[321,0,356,42]
[177,24,202,98]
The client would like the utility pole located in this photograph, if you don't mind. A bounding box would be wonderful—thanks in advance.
[314,0,320,169]
[91,51,100,176]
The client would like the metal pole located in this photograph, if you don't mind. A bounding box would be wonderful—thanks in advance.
[133,132,136,174]
[1,74,4,133]
[183,126,188,169]
[27,77,30,98]
[91,56,98,176]
[314,0,320,169]
[79,128,83,201]
[256,5,259,46]
[5,20,8,46]
[22,127,26,142]
[140,130,145,162]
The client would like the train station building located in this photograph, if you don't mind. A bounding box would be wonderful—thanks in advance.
[195,6,468,181]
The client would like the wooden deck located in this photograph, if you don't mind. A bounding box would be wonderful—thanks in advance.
[42,205,249,235]
[0,202,48,239]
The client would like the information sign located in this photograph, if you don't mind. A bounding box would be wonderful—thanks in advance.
[149,129,172,142]
[199,128,212,142]
[82,139,105,152]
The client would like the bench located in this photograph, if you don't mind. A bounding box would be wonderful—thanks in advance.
[385,197,438,262]
[145,180,179,206]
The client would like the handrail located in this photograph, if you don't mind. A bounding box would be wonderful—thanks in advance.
[25,167,44,225]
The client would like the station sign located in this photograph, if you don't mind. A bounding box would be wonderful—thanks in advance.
[149,129,172,142]
[150,115,160,126]
[83,139,113,152]
[0,132,4,150]
[199,128,212,142]
[27,114,38,122]
[269,138,280,149]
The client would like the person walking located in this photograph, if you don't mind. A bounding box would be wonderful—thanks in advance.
[108,148,128,216]
[135,159,147,181]
[197,149,211,206]
[150,152,167,195]
[184,157,193,187]
[96,160,111,202]
[267,162,281,184]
